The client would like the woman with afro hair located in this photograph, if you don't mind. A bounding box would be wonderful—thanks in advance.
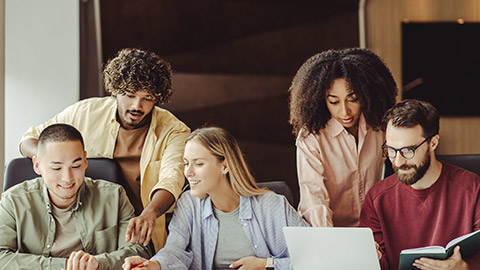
[289,48,397,227]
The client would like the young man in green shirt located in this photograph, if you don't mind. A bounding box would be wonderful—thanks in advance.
[0,124,151,269]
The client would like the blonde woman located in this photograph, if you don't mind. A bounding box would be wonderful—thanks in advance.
[123,127,308,270]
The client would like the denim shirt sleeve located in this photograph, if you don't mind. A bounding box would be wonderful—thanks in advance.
[0,192,67,269]
[151,193,194,270]
[241,193,309,270]
[271,195,310,270]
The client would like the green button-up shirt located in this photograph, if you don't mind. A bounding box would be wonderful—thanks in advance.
[0,177,152,269]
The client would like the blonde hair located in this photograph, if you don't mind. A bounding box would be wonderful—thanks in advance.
[186,127,269,197]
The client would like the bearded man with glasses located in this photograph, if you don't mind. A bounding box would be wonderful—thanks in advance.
[360,99,480,270]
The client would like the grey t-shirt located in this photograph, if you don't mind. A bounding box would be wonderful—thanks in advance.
[50,201,84,258]
[213,206,256,270]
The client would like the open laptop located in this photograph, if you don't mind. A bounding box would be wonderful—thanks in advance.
[283,227,381,270]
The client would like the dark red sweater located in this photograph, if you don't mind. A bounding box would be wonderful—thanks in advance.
[360,162,480,270]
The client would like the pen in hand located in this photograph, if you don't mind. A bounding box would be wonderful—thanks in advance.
[132,260,150,269]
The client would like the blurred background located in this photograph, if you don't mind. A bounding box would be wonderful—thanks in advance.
[102,0,358,205]
[2,0,480,205]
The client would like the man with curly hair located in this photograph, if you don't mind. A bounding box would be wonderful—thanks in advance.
[19,48,190,251]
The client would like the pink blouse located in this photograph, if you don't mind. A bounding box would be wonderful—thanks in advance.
[296,114,384,227]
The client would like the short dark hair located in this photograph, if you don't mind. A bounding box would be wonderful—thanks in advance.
[382,99,439,138]
[37,124,85,155]
[289,48,397,136]
[103,48,173,105]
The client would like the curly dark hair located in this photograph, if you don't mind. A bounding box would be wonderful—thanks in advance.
[103,48,173,105]
[382,99,439,138]
[289,48,398,136]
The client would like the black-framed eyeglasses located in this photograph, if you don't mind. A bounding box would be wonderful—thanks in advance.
[381,136,432,160]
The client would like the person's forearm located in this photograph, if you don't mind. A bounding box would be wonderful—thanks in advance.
[20,138,38,158]
[142,189,175,218]
[125,189,176,246]
[0,250,66,269]
[94,244,153,269]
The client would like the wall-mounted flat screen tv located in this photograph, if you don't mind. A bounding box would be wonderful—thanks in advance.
[402,22,480,116]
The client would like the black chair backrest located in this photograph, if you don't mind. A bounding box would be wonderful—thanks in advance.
[383,158,395,179]
[3,157,124,191]
[257,181,294,205]
[383,154,480,179]
[436,154,480,176]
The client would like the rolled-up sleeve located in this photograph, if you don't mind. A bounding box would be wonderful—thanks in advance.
[151,194,194,269]
[148,126,190,206]
[19,102,79,155]
[272,195,310,269]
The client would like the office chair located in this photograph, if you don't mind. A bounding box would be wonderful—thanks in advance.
[382,154,480,179]
[4,157,124,191]
[436,154,480,176]
[383,158,395,179]
[258,181,294,205]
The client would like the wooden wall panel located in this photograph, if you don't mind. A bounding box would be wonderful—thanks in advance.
[438,118,480,154]
[365,0,480,154]
[99,1,360,206]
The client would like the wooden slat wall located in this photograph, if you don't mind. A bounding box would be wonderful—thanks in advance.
[365,0,480,154]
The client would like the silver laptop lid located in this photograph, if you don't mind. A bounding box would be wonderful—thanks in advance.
[283,227,381,270]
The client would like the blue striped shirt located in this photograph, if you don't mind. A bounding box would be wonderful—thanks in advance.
[151,190,309,269]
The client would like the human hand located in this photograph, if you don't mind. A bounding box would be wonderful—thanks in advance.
[375,241,382,260]
[125,213,156,246]
[66,251,98,270]
[230,256,267,270]
[412,246,469,270]
[123,256,161,270]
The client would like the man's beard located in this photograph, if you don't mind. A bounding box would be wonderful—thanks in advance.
[393,152,431,186]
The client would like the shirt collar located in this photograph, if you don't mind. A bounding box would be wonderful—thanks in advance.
[326,113,367,138]
[203,196,213,219]
[238,196,252,220]
[149,108,158,130]
[42,177,86,213]
[202,195,252,220]
[107,96,118,124]
[358,113,368,138]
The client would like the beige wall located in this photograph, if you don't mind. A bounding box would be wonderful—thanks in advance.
[365,0,480,154]
[0,0,5,190]
[5,0,80,166]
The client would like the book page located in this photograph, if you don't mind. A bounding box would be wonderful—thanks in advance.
[446,230,480,249]
[401,246,445,254]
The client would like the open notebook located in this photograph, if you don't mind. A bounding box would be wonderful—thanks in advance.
[283,227,381,270]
